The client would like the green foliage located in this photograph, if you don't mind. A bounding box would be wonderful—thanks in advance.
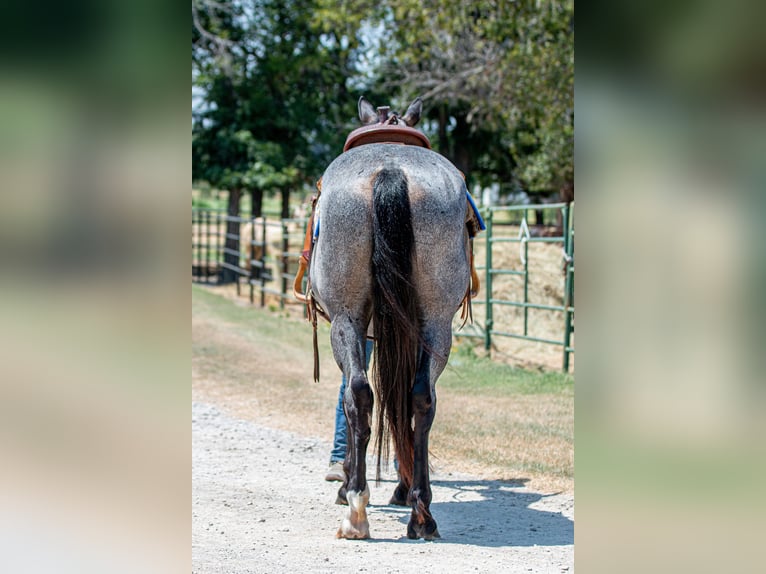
[193,0,361,198]
[193,0,573,201]
[309,0,573,196]
[386,0,573,195]
[192,195,221,210]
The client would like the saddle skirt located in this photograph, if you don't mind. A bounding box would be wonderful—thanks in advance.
[343,123,432,152]
[341,120,485,233]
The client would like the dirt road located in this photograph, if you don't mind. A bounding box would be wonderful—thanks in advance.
[192,401,574,573]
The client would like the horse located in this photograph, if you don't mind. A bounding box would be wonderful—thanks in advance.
[308,96,475,540]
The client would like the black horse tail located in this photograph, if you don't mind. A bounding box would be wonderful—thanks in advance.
[370,165,419,486]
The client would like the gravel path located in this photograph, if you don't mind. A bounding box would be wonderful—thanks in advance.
[192,401,574,573]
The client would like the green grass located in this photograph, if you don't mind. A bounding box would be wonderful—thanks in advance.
[192,187,309,216]
[443,340,573,396]
[192,284,573,491]
[192,284,324,350]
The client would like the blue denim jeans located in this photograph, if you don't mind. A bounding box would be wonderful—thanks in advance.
[330,339,374,463]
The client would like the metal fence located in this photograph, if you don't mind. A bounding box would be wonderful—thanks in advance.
[192,208,224,283]
[191,208,308,308]
[455,202,574,371]
[192,201,574,371]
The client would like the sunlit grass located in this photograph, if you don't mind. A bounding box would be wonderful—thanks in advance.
[192,285,573,492]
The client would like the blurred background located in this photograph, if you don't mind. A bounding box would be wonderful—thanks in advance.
[192,0,574,221]
[0,1,189,573]
[577,0,766,572]
[0,0,764,572]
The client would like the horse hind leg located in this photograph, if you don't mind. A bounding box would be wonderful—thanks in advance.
[388,458,411,507]
[382,339,441,540]
[337,368,373,539]
[406,352,439,540]
[331,318,373,539]
[389,479,409,506]
[406,328,452,540]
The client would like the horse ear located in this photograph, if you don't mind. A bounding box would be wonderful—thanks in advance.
[358,97,378,125]
[401,97,422,127]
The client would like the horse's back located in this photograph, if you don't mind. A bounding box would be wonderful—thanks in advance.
[322,144,465,208]
[317,144,470,320]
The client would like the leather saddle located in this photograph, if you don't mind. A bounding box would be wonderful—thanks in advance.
[343,122,432,152]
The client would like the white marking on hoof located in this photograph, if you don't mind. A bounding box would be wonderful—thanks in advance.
[336,486,370,539]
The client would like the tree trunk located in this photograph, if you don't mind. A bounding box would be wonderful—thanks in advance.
[281,187,290,220]
[557,181,574,231]
[251,187,264,218]
[220,187,242,284]
[560,180,574,203]
[437,104,449,156]
[451,113,472,175]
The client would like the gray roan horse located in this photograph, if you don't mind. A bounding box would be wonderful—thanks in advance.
[308,97,477,540]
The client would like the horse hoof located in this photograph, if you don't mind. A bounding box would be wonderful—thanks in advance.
[389,484,408,506]
[337,487,370,539]
[407,518,440,540]
[336,486,348,505]
[336,520,370,540]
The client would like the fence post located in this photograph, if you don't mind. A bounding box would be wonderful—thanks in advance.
[484,208,493,353]
[235,216,241,297]
[192,211,197,280]
[252,218,255,305]
[205,210,212,284]
[280,220,289,310]
[260,216,267,308]
[562,203,574,372]
[523,210,530,336]
[215,210,222,284]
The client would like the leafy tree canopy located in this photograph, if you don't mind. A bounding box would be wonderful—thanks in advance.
[193,0,366,198]
[193,0,574,202]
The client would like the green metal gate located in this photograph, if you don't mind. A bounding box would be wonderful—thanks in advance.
[457,202,574,372]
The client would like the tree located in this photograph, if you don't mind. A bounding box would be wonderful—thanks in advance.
[192,0,365,281]
[193,0,574,238]
[315,0,574,200]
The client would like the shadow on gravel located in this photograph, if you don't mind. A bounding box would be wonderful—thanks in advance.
[378,479,573,547]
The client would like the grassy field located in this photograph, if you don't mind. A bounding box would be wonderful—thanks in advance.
[192,187,309,215]
[192,285,573,493]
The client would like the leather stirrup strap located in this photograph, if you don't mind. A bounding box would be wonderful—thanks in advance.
[293,257,309,303]
[293,195,317,303]
[470,251,480,298]
[459,284,473,327]
[291,184,323,382]
[458,237,480,325]
[310,293,320,382]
